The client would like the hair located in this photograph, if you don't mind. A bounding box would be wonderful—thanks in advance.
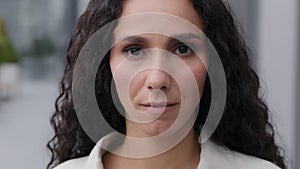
[47,0,287,169]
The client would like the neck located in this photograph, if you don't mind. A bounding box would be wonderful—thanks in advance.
[137,130,200,169]
[103,129,201,169]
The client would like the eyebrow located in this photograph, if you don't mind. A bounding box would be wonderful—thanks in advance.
[118,35,148,43]
[117,33,203,43]
[171,33,203,41]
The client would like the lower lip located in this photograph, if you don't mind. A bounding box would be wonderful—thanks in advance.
[140,104,178,114]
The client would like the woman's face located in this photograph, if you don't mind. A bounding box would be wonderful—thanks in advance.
[110,0,207,138]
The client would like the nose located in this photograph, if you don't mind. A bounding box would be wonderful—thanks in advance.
[145,69,171,90]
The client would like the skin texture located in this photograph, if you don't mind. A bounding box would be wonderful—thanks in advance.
[110,34,207,137]
[47,0,287,168]
[104,0,204,168]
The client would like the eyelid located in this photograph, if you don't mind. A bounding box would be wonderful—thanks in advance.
[172,43,195,54]
[120,42,197,56]
[123,45,142,52]
[122,44,146,58]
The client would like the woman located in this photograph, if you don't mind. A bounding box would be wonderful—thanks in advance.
[47,0,287,169]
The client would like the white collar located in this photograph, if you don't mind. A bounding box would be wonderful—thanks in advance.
[54,132,279,169]
[83,132,234,169]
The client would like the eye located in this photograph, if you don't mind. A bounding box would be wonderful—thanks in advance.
[124,46,144,57]
[174,44,193,55]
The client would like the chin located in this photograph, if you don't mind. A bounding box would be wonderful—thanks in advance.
[140,119,174,137]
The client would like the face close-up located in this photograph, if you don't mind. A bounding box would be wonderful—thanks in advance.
[109,0,207,138]
[33,0,292,167]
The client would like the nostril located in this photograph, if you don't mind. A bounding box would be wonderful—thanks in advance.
[147,85,168,90]
[145,69,172,90]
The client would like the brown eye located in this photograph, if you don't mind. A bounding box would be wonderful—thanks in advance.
[174,45,192,55]
[129,48,142,56]
[179,46,188,53]
[124,46,144,57]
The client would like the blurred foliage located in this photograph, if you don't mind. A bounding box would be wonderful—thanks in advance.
[0,18,19,64]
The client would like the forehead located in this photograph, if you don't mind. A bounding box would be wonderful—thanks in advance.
[120,0,204,30]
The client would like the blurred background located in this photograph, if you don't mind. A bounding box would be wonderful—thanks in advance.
[0,0,299,169]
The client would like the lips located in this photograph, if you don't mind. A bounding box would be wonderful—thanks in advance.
[141,102,176,107]
[139,102,179,114]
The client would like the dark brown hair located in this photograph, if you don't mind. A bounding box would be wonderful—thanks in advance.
[47,0,286,168]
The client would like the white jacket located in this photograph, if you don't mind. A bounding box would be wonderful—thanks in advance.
[54,132,281,169]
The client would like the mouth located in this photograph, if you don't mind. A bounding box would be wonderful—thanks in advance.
[139,102,179,114]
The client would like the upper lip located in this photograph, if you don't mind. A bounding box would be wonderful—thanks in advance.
[140,102,178,107]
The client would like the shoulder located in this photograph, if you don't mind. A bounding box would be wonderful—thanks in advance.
[53,132,119,169]
[231,150,281,169]
[202,140,281,169]
[53,156,88,169]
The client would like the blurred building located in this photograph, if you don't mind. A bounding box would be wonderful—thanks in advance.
[0,0,299,169]
[0,0,76,53]
[0,0,79,80]
[230,1,299,168]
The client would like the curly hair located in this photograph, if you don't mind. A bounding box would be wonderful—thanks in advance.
[46,0,287,168]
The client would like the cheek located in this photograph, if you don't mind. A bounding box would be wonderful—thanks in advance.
[110,51,147,106]
[128,74,145,99]
[111,63,144,103]
[112,70,130,106]
[110,54,131,105]
[190,62,207,96]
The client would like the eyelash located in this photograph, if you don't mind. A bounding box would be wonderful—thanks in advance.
[123,45,145,57]
[173,44,194,56]
[122,43,195,57]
